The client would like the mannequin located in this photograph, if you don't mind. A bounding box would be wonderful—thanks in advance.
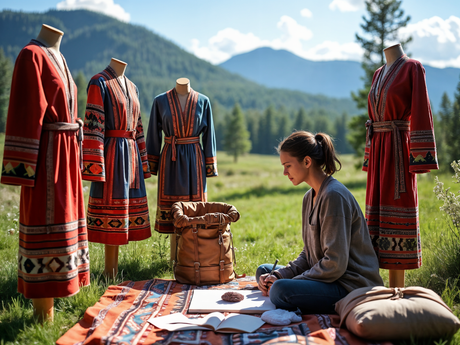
[32,24,66,322]
[363,43,438,289]
[175,77,191,110]
[82,58,151,279]
[384,44,405,289]
[103,57,126,279]
[1,23,91,323]
[167,78,191,261]
[375,44,404,91]
[146,77,218,256]
[35,24,64,71]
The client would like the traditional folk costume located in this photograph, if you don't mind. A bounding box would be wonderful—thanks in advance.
[363,55,438,270]
[1,40,89,298]
[147,88,218,233]
[82,66,151,245]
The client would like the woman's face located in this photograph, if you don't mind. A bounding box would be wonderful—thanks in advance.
[280,151,309,186]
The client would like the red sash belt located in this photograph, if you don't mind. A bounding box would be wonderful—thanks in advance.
[105,130,136,140]
[43,121,83,170]
[164,136,200,161]
[365,120,410,200]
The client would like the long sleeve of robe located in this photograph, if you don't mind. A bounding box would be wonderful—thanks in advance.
[1,40,89,299]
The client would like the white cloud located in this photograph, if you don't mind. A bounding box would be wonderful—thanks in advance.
[302,41,364,61]
[399,16,460,68]
[56,0,130,22]
[189,15,363,65]
[329,0,365,12]
[300,8,312,18]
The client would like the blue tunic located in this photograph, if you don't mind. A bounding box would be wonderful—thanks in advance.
[146,88,218,233]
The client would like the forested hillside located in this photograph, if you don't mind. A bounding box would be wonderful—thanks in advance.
[0,9,357,117]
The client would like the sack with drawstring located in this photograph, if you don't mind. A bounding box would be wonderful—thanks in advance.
[335,285,460,340]
[171,201,240,286]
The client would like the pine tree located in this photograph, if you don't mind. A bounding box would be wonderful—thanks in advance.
[436,92,452,169]
[0,48,13,133]
[277,113,290,142]
[223,103,251,163]
[74,71,87,120]
[259,105,276,154]
[246,109,260,154]
[293,107,308,131]
[349,0,412,161]
[445,80,460,169]
[334,112,353,154]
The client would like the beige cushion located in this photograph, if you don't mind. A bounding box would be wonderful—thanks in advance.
[335,286,460,340]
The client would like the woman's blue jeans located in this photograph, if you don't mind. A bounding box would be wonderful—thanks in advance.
[256,264,348,314]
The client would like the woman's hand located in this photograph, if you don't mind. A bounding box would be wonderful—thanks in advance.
[258,273,278,296]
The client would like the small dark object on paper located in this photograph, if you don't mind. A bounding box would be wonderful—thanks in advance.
[221,291,244,302]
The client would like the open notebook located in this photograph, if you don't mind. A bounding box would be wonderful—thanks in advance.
[188,289,276,314]
[148,312,265,333]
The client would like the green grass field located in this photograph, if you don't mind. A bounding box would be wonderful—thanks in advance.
[1,133,459,344]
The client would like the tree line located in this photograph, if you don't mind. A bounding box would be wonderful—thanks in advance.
[216,103,353,162]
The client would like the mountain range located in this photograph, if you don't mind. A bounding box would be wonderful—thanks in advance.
[220,47,460,112]
[0,9,358,121]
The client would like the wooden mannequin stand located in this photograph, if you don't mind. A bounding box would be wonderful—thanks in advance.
[104,244,119,279]
[389,269,405,288]
[102,57,127,279]
[168,77,191,263]
[32,298,54,323]
[31,23,65,322]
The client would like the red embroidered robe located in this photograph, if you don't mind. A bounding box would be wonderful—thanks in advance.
[363,55,438,270]
[82,66,151,245]
[1,40,89,298]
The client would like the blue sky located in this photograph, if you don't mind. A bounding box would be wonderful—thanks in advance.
[2,0,460,68]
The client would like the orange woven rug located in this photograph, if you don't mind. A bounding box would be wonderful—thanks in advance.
[57,277,392,345]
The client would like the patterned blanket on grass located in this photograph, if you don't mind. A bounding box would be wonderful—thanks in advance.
[57,277,392,345]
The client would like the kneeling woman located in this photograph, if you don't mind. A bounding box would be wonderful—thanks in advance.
[257,131,383,314]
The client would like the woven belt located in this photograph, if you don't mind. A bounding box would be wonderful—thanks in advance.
[43,121,83,170]
[365,120,410,200]
[105,130,136,140]
[164,136,200,161]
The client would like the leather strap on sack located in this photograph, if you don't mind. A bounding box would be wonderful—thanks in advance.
[219,226,225,284]
[192,226,201,286]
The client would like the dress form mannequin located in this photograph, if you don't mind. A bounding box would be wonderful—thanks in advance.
[35,24,65,74]
[384,43,405,289]
[109,58,127,92]
[379,44,404,83]
[103,57,127,279]
[31,23,67,323]
[176,77,191,110]
[169,77,191,262]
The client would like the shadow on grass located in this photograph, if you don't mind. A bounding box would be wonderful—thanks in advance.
[218,184,307,201]
[0,294,35,343]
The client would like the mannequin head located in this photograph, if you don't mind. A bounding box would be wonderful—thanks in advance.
[176,77,191,95]
[109,58,128,77]
[383,43,404,66]
[36,24,64,53]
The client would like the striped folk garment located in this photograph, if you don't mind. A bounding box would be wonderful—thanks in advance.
[146,88,218,233]
[82,66,151,245]
[363,55,439,270]
[1,40,89,298]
